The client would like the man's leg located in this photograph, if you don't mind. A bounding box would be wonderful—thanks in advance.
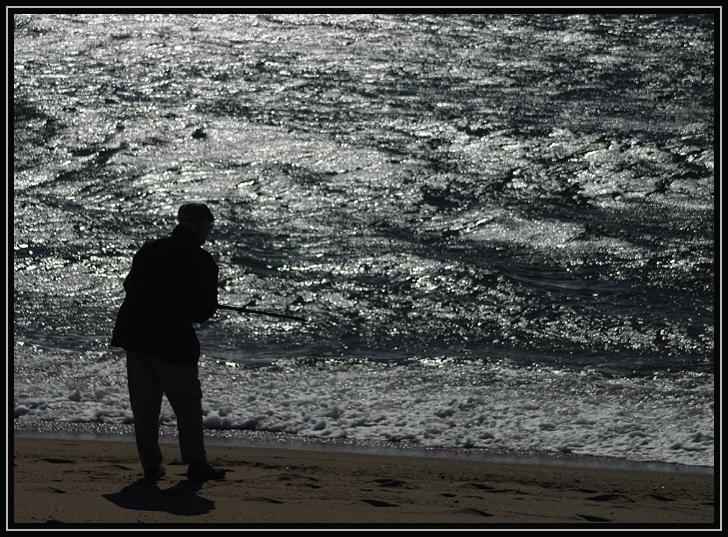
[126,351,164,473]
[152,357,225,481]
[151,358,207,465]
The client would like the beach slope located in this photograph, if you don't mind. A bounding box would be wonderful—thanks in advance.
[11,437,715,527]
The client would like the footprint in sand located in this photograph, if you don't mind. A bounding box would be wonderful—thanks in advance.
[108,464,134,471]
[460,482,527,495]
[360,499,399,508]
[586,493,635,504]
[453,507,494,517]
[463,482,496,491]
[42,458,76,464]
[277,473,321,488]
[577,513,611,522]
[251,496,284,504]
[647,493,675,502]
[372,478,409,488]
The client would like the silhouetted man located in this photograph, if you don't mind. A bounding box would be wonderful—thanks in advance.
[111,202,225,482]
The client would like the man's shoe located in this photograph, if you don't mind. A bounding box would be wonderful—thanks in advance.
[187,461,226,481]
[143,465,166,481]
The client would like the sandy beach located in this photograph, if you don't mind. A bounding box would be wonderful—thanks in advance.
[10,435,715,528]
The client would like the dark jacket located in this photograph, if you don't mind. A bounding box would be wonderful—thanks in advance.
[111,225,218,366]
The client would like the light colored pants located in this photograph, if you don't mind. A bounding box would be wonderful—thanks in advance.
[126,351,206,470]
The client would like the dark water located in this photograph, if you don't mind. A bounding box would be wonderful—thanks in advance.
[13,13,715,466]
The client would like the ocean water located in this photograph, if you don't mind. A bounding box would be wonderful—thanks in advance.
[12,13,716,467]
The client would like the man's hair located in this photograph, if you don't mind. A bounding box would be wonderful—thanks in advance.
[178,202,214,223]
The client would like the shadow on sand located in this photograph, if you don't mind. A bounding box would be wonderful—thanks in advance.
[103,478,215,516]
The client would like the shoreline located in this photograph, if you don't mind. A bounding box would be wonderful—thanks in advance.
[11,435,716,526]
[13,420,713,476]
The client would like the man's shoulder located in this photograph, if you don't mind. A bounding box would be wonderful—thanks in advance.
[138,234,174,253]
[137,233,216,269]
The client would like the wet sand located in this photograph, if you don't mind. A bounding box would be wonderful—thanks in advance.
[11,436,715,527]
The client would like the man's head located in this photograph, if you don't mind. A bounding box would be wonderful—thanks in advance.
[178,202,214,245]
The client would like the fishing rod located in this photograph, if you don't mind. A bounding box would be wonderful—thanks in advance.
[218,304,307,323]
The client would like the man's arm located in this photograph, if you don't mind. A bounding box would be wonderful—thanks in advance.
[192,252,218,323]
